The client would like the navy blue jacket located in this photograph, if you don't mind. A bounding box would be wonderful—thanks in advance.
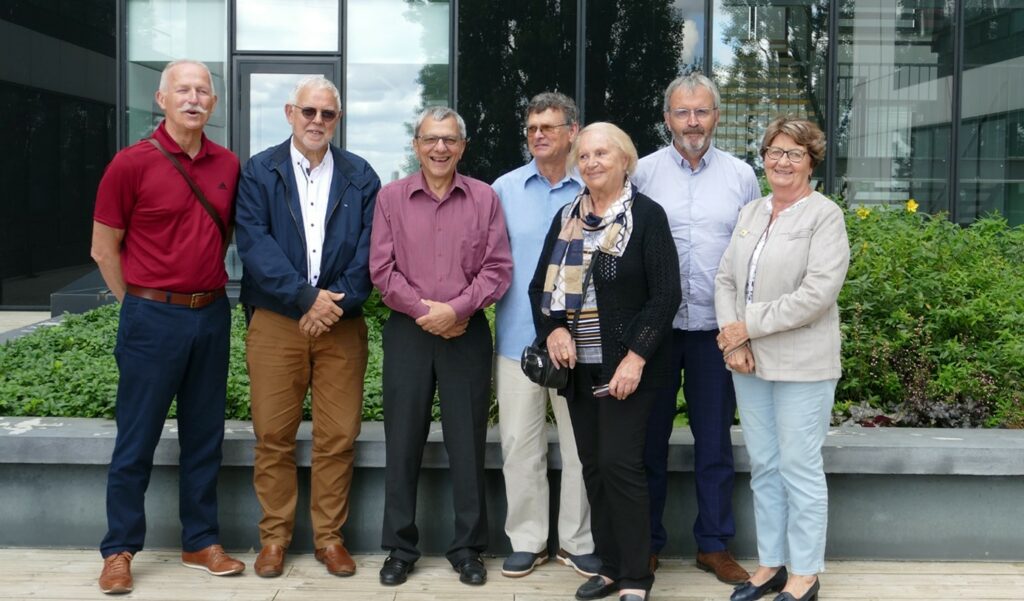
[236,139,380,319]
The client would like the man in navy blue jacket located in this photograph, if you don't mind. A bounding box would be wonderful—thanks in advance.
[235,75,380,579]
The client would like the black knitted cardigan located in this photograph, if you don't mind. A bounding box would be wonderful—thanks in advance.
[528,188,682,393]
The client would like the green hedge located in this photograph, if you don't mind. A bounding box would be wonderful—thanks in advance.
[2,205,1023,427]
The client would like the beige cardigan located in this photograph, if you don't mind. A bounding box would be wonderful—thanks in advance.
[714,191,850,381]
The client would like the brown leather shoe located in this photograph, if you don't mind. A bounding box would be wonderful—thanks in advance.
[315,543,356,576]
[181,544,245,576]
[254,544,286,578]
[99,551,133,594]
[649,553,659,573]
[696,550,749,585]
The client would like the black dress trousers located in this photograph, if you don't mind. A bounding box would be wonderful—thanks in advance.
[380,311,491,565]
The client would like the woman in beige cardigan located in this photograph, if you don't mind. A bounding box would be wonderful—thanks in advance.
[714,117,849,601]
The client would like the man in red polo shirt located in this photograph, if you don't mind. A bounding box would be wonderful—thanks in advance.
[91,59,244,595]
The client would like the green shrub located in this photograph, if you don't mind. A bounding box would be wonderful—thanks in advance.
[839,204,1024,427]
[4,207,1023,428]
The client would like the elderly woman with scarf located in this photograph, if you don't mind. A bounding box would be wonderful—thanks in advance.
[528,122,680,601]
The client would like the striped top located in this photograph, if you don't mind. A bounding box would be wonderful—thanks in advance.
[571,231,603,364]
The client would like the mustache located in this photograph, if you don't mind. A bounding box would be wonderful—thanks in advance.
[682,127,705,135]
[179,104,209,115]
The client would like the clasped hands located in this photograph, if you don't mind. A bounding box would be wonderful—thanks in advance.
[299,289,345,337]
[717,321,755,374]
[415,299,468,339]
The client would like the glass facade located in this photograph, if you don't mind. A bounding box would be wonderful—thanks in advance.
[713,0,829,176]
[5,1,1024,309]
[0,0,117,307]
[957,1,1024,225]
[835,0,954,214]
[126,0,229,145]
[346,0,450,183]
[236,0,339,52]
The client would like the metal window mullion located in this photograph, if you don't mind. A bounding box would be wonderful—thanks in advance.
[949,0,964,222]
[576,0,587,123]
[117,0,126,149]
[824,0,838,196]
[451,0,459,111]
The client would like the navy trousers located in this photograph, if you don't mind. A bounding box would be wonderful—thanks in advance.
[100,293,230,557]
[644,329,737,553]
[380,311,491,566]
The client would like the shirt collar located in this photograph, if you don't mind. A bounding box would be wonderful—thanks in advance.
[154,120,210,160]
[289,137,333,176]
[412,170,467,201]
[669,143,715,173]
[523,159,583,190]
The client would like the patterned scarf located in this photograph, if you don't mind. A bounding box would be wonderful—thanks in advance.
[541,181,635,318]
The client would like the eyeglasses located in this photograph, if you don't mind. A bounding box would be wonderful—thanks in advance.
[291,104,339,122]
[523,122,571,136]
[764,147,807,162]
[669,107,716,121]
[415,135,463,148]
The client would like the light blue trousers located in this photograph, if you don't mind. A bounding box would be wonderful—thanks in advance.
[732,374,837,575]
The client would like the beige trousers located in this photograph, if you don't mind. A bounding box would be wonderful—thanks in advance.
[496,355,593,554]
[247,308,368,549]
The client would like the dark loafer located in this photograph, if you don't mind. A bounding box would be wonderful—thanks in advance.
[454,556,487,585]
[379,556,414,586]
[576,575,619,600]
[731,566,788,601]
[772,578,819,601]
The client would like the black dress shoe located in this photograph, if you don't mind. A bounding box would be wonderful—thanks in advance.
[454,556,487,585]
[576,575,619,600]
[731,566,788,601]
[379,556,414,586]
[772,578,819,601]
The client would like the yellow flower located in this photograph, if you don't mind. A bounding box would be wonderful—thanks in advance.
[905,198,919,213]
[856,207,871,220]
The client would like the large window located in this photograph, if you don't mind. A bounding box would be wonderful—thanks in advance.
[713,0,828,174]
[835,0,954,212]
[957,1,1024,225]
[236,0,339,52]
[0,1,116,307]
[585,0,703,159]
[345,0,450,183]
[457,0,578,184]
[126,0,229,145]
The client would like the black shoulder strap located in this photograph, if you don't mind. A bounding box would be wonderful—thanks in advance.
[147,137,229,243]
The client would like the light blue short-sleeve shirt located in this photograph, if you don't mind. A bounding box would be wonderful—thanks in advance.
[632,144,760,331]
[493,160,583,360]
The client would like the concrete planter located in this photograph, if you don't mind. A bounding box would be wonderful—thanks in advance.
[1,417,1022,560]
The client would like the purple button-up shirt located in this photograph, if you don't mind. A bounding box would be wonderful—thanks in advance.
[369,171,513,321]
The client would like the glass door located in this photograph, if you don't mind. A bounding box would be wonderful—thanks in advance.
[233,58,342,160]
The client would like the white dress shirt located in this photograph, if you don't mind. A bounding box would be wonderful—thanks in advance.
[290,139,334,286]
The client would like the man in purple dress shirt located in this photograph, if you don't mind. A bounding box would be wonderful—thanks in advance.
[369,106,513,587]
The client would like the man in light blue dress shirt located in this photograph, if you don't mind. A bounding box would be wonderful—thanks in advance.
[632,73,760,584]
[492,92,600,580]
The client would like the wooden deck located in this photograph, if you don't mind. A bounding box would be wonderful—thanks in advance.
[5,549,1023,600]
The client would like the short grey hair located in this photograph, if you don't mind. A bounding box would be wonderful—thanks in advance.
[662,73,720,112]
[414,106,467,139]
[287,75,341,110]
[158,59,216,97]
[525,91,579,125]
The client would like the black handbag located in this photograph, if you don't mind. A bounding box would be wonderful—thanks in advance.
[521,255,597,389]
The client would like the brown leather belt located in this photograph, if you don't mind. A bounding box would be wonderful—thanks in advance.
[126,285,226,309]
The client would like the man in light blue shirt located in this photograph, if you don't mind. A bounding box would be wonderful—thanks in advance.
[493,92,600,579]
[632,73,760,584]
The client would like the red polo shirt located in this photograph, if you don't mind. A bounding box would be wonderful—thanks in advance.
[94,121,239,292]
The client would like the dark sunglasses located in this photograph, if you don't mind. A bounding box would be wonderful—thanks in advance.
[291,104,339,122]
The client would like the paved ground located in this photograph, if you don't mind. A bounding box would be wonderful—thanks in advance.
[0,311,49,335]
[5,549,1023,600]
